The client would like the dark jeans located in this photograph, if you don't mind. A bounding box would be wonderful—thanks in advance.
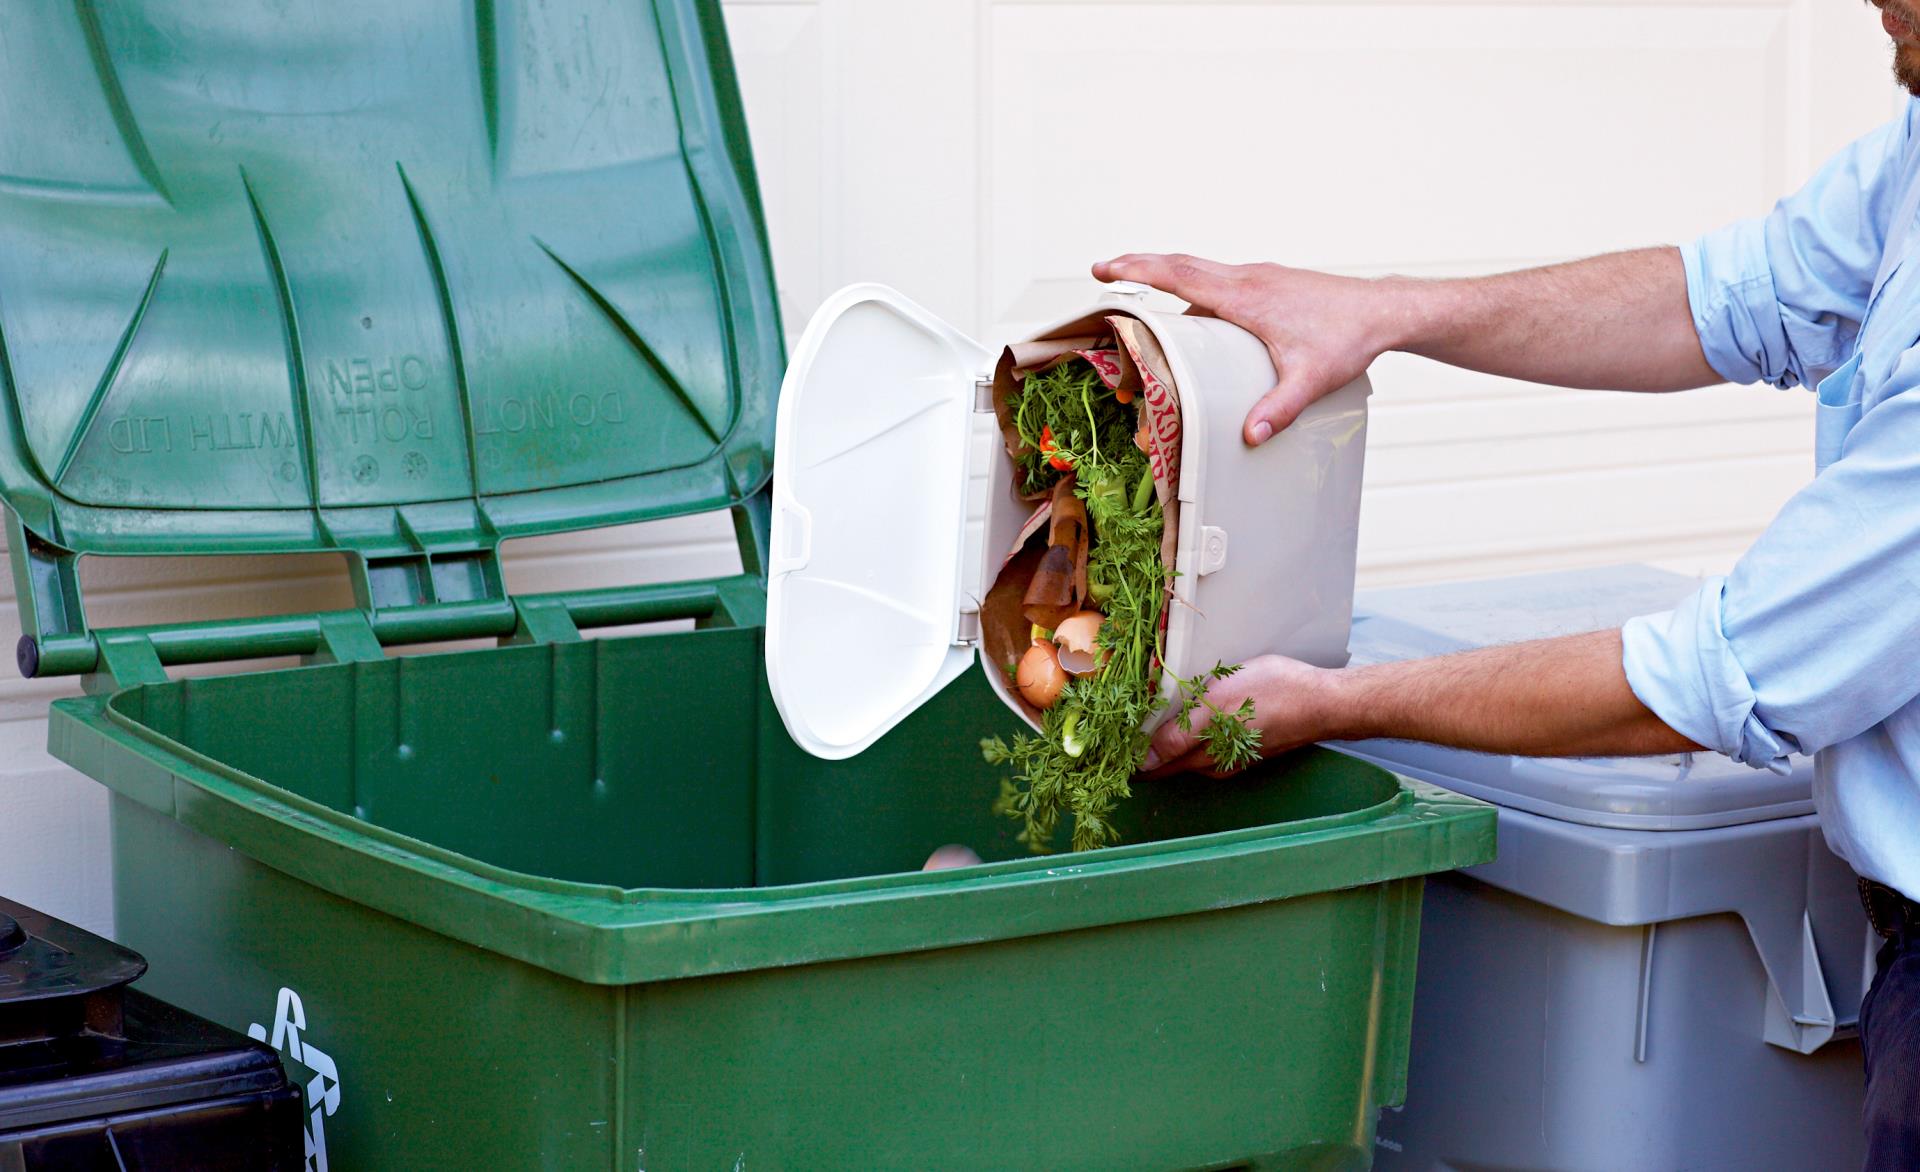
[1863,927,1920,1169]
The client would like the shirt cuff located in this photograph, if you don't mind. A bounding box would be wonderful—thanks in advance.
[1681,219,1798,389]
[1620,578,1797,773]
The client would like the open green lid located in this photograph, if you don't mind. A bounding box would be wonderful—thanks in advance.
[0,0,779,569]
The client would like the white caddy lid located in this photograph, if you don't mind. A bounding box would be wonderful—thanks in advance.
[765,284,998,759]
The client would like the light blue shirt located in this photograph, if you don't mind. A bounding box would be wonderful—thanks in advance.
[1623,100,1920,900]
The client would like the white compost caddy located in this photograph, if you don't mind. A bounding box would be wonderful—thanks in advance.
[766,282,1371,757]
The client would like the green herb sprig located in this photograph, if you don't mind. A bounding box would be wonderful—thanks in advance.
[1171,662,1265,774]
[1010,362,1138,496]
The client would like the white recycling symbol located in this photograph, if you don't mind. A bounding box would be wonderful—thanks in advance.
[248,987,341,1172]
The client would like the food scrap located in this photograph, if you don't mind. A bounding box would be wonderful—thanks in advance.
[921,844,983,872]
[980,353,1264,853]
[1015,639,1068,709]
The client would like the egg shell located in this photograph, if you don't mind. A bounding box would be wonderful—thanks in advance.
[1015,639,1068,708]
[1053,611,1106,676]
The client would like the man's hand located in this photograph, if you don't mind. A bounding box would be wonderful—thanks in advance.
[1093,247,1720,446]
[1142,655,1336,777]
[1140,630,1702,779]
[1092,254,1401,446]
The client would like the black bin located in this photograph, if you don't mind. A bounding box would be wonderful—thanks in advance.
[0,896,303,1171]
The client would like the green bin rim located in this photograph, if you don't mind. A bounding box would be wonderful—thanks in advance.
[56,681,1495,986]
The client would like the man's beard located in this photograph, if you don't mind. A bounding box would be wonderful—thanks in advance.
[1884,0,1920,95]
[1900,44,1920,96]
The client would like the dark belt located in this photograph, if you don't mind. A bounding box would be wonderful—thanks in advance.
[1860,878,1920,940]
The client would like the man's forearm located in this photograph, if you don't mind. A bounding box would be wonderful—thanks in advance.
[1373,247,1723,393]
[1317,629,1702,758]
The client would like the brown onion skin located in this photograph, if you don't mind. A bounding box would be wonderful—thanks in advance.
[1015,639,1068,708]
[1022,543,1078,630]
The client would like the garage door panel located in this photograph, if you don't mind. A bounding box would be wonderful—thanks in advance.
[985,2,1806,332]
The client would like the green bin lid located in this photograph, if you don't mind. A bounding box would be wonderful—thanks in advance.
[0,0,779,561]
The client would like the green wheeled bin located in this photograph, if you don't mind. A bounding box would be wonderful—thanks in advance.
[0,2,1495,1168]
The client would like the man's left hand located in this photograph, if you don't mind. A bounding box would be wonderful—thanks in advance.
[1137,631,1701,780]
[1140,655,1333,778]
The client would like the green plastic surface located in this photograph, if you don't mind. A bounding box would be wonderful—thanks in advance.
[0,0,778,561]
[51,625,1496,1170]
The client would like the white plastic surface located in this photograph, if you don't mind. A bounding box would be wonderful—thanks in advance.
[1144,307,1369,691]
[765,284,994,759]
[768,287,1371,756]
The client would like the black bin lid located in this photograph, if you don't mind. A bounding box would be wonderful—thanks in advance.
[0,896,145,1024]
[0,896,293,1139]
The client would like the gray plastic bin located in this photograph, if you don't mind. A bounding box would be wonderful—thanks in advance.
[1338,566,1873,1172]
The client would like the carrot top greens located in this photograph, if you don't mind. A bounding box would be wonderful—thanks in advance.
[983,358,1261,852]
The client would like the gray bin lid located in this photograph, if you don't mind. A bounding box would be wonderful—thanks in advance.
[1333,564,1814,831]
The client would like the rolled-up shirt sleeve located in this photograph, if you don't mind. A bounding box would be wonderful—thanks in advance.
[1683,109,1912,390]
[1622,579,1797,771]
[1624,344,1920,769]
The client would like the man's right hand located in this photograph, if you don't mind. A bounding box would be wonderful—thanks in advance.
[1094,246,1719,446]
[1092,254,1402,446]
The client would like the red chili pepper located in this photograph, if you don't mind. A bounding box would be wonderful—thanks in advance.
[1039,424,1072,468]
[1114,386,1136,405]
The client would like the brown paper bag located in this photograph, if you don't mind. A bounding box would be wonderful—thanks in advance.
[1107,316,1183,578]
